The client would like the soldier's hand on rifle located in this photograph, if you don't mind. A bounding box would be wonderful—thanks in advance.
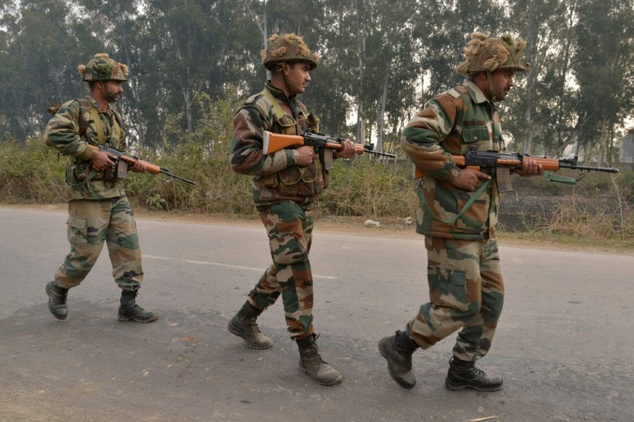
[515,158,543,177]
[129,160,146,173]
[296,146,315,166]
[90,150,115,171]
[451,168,491,192]
[333,139,356,159]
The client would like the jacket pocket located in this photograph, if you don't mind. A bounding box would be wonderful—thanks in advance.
[461,125,490,144]
[277,115,297,134]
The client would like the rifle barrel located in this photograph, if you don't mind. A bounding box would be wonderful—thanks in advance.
[573,165,619,173]
[159,169,197,185]
[558,161,619,173]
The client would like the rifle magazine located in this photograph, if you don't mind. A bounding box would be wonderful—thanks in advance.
[323,149,335,170]
[496,168,513,192]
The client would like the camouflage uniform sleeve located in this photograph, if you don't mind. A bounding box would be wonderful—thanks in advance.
[401,94,462,182]
[44,100,94,161]
[230,105,298,176]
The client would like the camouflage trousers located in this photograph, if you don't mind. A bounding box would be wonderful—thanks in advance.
[54,196,143,290]
[408,236,504,362]
[248,201,315,340]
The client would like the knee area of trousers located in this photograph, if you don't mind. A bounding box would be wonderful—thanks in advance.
[460,302,482,320]
[271,243,308,265]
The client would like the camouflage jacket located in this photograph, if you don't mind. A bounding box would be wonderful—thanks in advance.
[230,82,323,208]
[44,96,127,200]
[401,80,505,240]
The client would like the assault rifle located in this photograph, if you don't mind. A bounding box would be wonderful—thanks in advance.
[263,130,396,170]
[90,144,196,185]
[414,146,619,190]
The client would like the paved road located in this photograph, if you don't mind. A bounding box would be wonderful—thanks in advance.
[0,206,632,422]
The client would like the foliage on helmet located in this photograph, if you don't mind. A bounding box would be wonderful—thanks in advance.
[261,33,319,71]
[78,53,129,82]
[456,32,529,75]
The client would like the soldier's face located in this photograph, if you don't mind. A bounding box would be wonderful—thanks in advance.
[285,62,312,95]
[489,70,515,102]
[100,81,124,103]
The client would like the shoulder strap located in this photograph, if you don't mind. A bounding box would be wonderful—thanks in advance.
[86,100,106,145]
[261,89,288,123]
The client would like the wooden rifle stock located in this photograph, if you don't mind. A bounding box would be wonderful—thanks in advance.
[262,131,365,155]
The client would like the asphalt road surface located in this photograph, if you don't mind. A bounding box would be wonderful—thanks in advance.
[1,206,632,422]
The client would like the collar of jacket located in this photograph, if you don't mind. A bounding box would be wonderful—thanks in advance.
[462,80,491,105]
[265,81,297,107]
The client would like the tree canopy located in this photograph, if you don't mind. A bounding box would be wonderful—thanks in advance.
[1,0,632,164]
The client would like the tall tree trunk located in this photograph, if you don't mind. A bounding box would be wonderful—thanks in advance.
[376,63,389,152]
[355,8,366,144]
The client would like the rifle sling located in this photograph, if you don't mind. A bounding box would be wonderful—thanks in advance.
[542,171,578,184]
[87,101,106,145]
[416,178,492,225]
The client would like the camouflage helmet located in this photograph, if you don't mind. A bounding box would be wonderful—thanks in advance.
[456,32,529,75]
[261,33,319,71]
[78,53,129,82]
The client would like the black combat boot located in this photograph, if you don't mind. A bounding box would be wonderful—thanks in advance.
[227,301,273,349]
[378,330,419,389]
[45,281,69,320]
[118,289,158,323]
[445,357,503,392]
[296,334,342,386]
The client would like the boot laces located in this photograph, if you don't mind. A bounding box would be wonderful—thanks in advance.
[468,366,487,378]
[308,347,324,363]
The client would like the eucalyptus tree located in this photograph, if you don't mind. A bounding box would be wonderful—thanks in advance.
[238,0,352,136]
[70,0,149,149]
[572,0,633,165]
[413,0,507,103]
[504,0,579,155]
[302,0,421,152]
[0,0,91,142]
[355,0,420,152]
[137,0,219,149]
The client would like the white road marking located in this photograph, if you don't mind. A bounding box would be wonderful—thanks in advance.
[143,254,337,279]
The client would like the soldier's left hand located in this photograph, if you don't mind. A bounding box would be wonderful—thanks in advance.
[334,139,356,159]
[516,158,543,177]
[130,160,146,173]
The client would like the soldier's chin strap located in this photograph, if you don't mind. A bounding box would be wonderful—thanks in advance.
[486,71,503,102]
[280,62,300,97]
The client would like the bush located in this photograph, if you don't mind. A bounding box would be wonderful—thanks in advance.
[0,139,67,202]
[320,156,416,218]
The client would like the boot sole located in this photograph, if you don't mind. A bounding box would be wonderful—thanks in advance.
[227,321,273,350]
[445,379,503,392]
[378,340,416,390]
[119,315,159,323]
[45,283,68,320]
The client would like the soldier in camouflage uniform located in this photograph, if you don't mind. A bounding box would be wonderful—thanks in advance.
[378,33,543,391]
[228,33,355,386]
[44,53,157,323]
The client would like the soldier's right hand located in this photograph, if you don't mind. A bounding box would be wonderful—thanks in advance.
[90,150,115,171]
[451,168,490,192]
[296,146,315,167]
